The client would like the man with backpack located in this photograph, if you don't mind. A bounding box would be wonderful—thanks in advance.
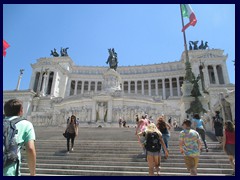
[3,99,36,176]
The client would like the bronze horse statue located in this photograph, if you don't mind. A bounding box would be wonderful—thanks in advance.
[106,48,118,71]
[50,48,59,57]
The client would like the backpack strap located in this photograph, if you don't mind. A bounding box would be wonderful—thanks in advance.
[10,117,24,130]
[15,159,20,176]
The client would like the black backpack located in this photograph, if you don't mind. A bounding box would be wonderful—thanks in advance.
[3,117,23,176]
[145,132,161,152]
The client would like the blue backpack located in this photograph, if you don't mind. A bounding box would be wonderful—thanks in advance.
[3,117,23,176]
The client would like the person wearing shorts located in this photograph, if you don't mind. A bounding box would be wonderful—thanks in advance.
[222,120,235,175]
[179,119,202,176]
[138,123,168,176]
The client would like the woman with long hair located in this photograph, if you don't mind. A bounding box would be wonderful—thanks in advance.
[156,116,171,155]
[222,120,235,175]
[65,115,78,154]
[138,123,168,176]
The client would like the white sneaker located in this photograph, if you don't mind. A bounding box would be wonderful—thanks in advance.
[71,148,74,151]
[66,151,70,154]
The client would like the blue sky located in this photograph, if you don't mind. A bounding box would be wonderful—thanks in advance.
[3,4,235,90]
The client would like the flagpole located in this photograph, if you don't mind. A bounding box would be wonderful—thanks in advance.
[180,4,193,83]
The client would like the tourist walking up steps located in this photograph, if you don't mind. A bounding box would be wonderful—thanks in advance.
[138,123,168,176]
[65,115,78,154]
[3,99,36,176]
[192,113,209,152]
[222,120,235,175]
[179,119,202,176]
[212,111,223,146]
[135,115,149,155]
[156,116,171,156]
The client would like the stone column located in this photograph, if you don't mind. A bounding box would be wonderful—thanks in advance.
[66,79,71,96]
[155,79,159,96]
[74,80,78,95]
[95,81,98,92]
[141,80,144,95]
[221,64,230,84]
[176,77,181,96]
[91,101,96,122]
[107,100,113,123]
[148,80,151,96]
[135,81,137,94]
[169,77,173,97]
[203,65,210,88]
[16,73,23,91]
[88,81,91,92]
[128,81,130,94]
[81,81,84,94]
[40,73,48,96]
[213,65,219,84]
[162,79,166,99]
[50,71,57,97]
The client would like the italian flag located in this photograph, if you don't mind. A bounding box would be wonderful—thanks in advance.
[3,39,10,57]
[181,4,197,32]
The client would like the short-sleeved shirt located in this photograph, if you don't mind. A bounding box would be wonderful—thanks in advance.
[3,116,36,176]
[225,129,235,145]
[192,118,204,129]
[139,119,149,132]
[179,129,201,157]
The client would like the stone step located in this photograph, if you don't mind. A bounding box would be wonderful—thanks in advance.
[21,160,231,169]
[31,148,225,155]
[20,166,232,176]
[27,151,227,159]
[22,154,230,164]
[35,141,222,150]
[22,163,232,173]
[23,127,231,176]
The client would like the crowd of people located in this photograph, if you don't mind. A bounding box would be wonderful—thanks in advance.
[3,98,235,176]
[134,112,235,176]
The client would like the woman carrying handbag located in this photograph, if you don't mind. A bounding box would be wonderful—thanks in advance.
[65,115,78,154]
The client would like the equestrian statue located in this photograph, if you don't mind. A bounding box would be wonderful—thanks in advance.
[106,48,118,71]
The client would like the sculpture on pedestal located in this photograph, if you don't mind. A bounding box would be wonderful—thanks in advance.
[106,48,118,71]
[189,41,199,50]
[96,102,107,122]
[191,74,201,97]
[50,48,59,57]
[50,47,69,57]
[189,40,209,50]
[60,47,69,56]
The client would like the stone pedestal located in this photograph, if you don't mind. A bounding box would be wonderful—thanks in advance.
[180,96,194,123]
[180,95,210,127]
[102,69,122,93]
[181,81,193,97]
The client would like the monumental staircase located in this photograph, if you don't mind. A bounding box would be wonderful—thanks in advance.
[21,126,233,176]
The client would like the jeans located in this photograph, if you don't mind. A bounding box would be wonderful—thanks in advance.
[162,133,170,154]
[196,128,208,149]
[67,132,76,151]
